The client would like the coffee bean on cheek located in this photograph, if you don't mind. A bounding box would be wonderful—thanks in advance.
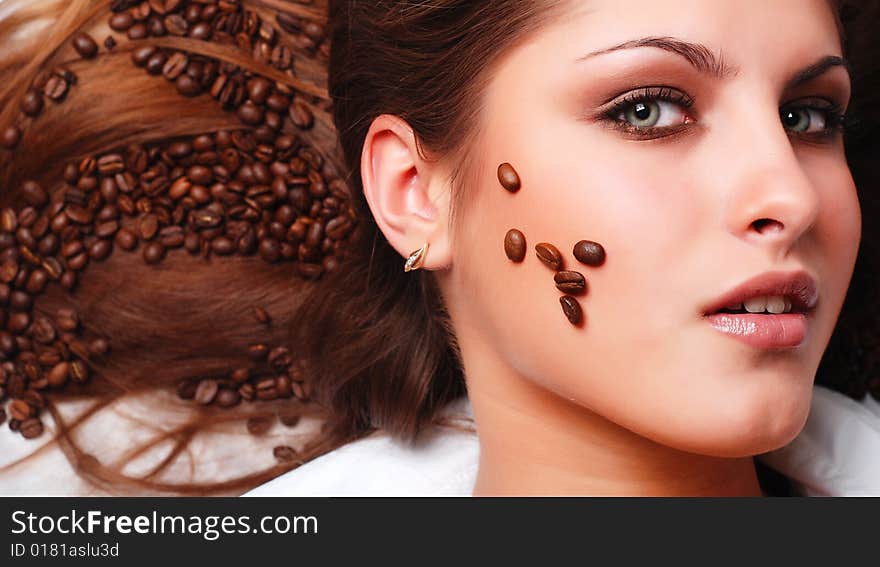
[535,242,563,271]
[497,163,521,193]
[504,229,526,262]
[554,270,586,294]
[573,240,606,267]
[559,295,583,326]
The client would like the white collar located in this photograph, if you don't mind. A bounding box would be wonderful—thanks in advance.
[246,387,880,496]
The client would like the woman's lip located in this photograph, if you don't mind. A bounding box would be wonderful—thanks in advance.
[700,270,819,316]
[705,313,808,349]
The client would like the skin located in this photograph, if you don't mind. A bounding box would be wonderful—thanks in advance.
[361,0,860,495]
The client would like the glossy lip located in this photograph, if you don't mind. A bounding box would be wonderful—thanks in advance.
[700,271,819,350]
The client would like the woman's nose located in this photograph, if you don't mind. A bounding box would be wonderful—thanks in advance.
[720,103,821,260]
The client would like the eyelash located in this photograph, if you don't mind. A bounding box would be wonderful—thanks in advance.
[598,86,847,142]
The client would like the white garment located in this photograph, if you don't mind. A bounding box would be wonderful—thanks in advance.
[245,386,880,496]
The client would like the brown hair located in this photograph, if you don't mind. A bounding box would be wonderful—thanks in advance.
[0,0,876,496]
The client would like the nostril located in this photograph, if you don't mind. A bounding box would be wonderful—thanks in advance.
[751,218,784,234]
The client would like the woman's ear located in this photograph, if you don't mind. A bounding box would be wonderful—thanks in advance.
[360,114,453,270]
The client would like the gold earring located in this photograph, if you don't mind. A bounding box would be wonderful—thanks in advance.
[404,242,429,272]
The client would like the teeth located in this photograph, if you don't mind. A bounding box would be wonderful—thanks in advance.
[766,296,786,314]
[744,297,768,313]
[731,295,791,314]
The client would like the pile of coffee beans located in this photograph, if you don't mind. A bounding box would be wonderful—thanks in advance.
[104,0,328,67]
[175,317,312,412]
[1,1,355,442]
[2,0,330,151]
[0,122,355,439]
[1,66,79,151]
[497,162,607,327]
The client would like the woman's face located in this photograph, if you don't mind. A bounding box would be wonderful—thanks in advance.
[443,0,860,457]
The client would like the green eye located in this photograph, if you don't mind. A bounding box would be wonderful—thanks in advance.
[781,108,811,132]
[624,101,661,127]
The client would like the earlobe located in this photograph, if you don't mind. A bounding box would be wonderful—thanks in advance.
[360,114,452,270]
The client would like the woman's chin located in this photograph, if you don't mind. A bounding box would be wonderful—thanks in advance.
[627,384,815,459]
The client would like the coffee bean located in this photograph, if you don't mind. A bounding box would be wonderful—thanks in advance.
[177,380,197,400]
[104,35,117,50]
[237,101,264,125]
[95,220,120,239]
[163,52,189,80]
[1,209,17,233]
[497,162,521,193]
[97,153,125,175]
[44,75,69,101]
[573,240,606,267]
[56,308,79,332]
[193,210,222,228]
[211,236,234,255]
[72,32,98,59]
[25,269,48,293]
[47,362,69,388]
[246,77,272,104]
[0,332,17,356]
[139,214,159,240]
[258,237,280,262]
[194,379,218,405]
[273,445,298,462]
[554,271,586,294]
[19,207,38,227]
[535,242,563,271]
[246,415,274,436]
[59,271,76,291]
[9,399,33,421]
[21,89,44,117]
[109,12,135,31]
[187,165,212,185]
[127,23,149,40]
[1,126,21,149]
[248,343,269,361]
[8,312,31,333]
[145,51,168,75]
[164,14,188,35]
[265,93,290,113]
[21,181,48,208]
[288,100,314,130]
[560,295,583,326]
[89,239,112,261]
[190,21,213,40]
[70,360,89,383]
[215,388,241,408]
[10,290,32,311]
[279,410,300,427]
[20,418,43,439]
[175,74,202,97]
[65,205,93,224]
[115,227,138,250]
[143,241,165,264]
[504,229,526,262]
[159,226,184,248]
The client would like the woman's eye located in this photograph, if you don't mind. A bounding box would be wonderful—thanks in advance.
[780,107,827,133]
[618,99,689,129]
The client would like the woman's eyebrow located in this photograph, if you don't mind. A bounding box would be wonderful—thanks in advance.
[576,36,852,87]
[786,55,851,89]
[576,36,739,79]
